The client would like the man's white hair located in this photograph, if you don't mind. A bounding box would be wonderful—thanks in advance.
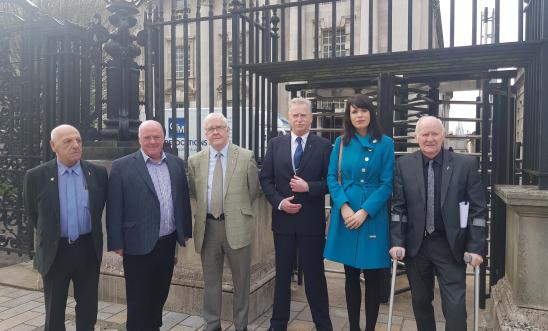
[138,120,163,138]
[50,124,79,141]
[204,112,229,129]
[288,97,312,113]
[415,116,446,135]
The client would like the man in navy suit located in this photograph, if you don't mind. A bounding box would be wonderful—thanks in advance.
[107,120,192,331]
[259,98,333,331]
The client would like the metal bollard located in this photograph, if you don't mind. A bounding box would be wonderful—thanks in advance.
[387,250,402,331]
[464,254,480,331]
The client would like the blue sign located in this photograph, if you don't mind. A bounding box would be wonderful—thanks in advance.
[168,118,185,138]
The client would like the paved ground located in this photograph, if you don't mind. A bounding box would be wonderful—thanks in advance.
[0,261,489,330]
[0,252,29,269]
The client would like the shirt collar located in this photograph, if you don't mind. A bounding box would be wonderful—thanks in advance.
[141,149,167,165]
[422,149,444,166]
[291,131,309,146]
[210,143,229,160]
[57,159,82,176]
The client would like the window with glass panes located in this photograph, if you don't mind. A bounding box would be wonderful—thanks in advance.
[175,0,185,19]
[321,28,347,58]
[316,99,346,111]
[175,46,185,79]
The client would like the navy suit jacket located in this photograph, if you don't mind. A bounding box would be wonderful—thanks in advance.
[259,133,332,236]
[107,151,192,255]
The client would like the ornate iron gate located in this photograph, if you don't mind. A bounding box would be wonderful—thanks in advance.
[0,0,105,257]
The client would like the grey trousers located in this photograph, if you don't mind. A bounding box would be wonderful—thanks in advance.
[201,218,251,331]
[406,236,467,331]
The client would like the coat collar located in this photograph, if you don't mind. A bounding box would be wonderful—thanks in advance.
[354,133,380,150]
[199,143,238,199]
[440,149,454,208]
[224,143,239,197]
[44,159,61,221]
[413,151,426,203]
[296,134,314,176]
[132,150,157,196]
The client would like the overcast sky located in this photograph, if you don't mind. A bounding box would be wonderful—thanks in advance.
[437,0,520,134]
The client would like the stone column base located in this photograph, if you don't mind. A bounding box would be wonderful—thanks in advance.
[98,253,276,322]
[491,277,548,331]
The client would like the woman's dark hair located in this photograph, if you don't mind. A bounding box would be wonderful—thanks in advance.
[342,94,383,145]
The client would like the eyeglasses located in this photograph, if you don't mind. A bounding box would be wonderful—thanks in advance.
[205,125,227,133]
[141,136,163,142]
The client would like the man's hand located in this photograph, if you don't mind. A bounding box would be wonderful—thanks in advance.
[389,247,405,260]
[114,249,124,257]
[289,176,309,192]
[280,196,302,214]
[340,203,354,222]
[464,252,483,267]
[345,209,368,229]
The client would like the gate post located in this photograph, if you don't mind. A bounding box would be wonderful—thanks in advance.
[101,1,142,140]
[377,73,394,137]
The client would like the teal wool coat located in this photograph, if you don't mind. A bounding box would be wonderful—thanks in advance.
[324,134,394,269]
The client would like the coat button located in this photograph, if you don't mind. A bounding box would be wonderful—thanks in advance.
[364,157,369,162]
[360,179,365,183]
[362,168,366,172]
[372,139,378,144]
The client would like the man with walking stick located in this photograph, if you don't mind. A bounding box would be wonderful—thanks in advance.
[389,116,486,331]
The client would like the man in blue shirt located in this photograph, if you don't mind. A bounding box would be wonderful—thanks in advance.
[24,124,108,331]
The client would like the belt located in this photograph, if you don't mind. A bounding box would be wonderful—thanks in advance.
[424,230,446,239]
[60,232,92,245]
[206,213,225,221]
[158,232,176,241]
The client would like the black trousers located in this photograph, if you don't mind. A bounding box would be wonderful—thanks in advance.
[43,234,99,331]
[344,266,383,331]
[270,233,332,331]
[123,232,176,331]
[406,236,467,331]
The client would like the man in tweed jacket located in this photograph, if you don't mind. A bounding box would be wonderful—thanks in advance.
[187,113,260,331]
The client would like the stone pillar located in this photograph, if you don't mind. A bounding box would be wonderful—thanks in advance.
[96,156,275,321]
[491,185,548,330]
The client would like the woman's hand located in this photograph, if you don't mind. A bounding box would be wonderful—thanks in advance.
[340,203,354,223]
[345,209,368,229]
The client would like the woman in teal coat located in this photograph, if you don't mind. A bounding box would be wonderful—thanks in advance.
[324,94,394,331]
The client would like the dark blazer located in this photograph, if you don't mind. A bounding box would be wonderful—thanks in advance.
[259,134,332,236]
[391,150,486,262]
[107,151,192,255]
[23,159,108,276]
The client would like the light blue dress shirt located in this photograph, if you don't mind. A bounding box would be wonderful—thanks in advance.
[57,160,91,238]
[141,150,176,237]
[207,143,228,214]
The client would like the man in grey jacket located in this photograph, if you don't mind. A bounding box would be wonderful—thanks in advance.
[390,116,486,331]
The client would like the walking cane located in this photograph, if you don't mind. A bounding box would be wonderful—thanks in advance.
[387,250,402,331]
[464,254,480,331]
